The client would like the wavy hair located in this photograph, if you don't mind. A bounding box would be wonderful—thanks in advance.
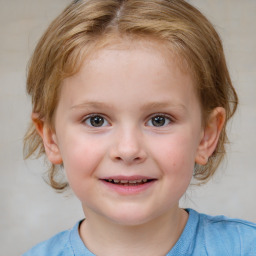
[24,0,238,190]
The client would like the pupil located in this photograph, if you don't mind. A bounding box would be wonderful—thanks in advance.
[90,116,104,127]
[152,116,165,126]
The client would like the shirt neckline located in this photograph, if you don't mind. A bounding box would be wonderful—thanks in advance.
[69,208,199,256]
[166,208,199,255]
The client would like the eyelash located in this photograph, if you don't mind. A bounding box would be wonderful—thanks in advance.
[82,113,173,128]
[146,114,173,127]
[83,114,110,127]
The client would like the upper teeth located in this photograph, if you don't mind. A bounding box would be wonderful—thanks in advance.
[120,180,129,184]
[108,179,148,184]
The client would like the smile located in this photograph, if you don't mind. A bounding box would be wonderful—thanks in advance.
[100,176,157,195]
[104,179,154,186]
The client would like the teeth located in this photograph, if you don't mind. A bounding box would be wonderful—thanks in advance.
[128,180,137,184]
[106,179,149,184]
[107,179,149,185]
[120,180,129,184]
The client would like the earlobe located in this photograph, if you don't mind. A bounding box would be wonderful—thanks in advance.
[195,107,226,165]
[31,113,63,165]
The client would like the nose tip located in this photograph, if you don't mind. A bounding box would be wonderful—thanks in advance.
[109,133,147,165]
[114,154,146,164]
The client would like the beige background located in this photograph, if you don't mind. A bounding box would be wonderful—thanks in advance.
[0,0,255,255]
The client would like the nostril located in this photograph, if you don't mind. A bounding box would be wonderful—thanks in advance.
[110,143,147,164]
[114,155,144,163]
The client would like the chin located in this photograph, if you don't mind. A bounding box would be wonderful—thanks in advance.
[104,208,160,227]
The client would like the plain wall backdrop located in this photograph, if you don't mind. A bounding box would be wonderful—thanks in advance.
[0,0,255,255]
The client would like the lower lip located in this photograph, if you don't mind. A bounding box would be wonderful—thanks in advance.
[101,180,156,195]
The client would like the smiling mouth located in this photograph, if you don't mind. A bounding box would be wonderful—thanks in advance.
[104,179,155,186]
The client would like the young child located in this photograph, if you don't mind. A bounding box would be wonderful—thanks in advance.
[23,0,256,255]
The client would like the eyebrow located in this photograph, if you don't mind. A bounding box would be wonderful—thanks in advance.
[71,101,114,110]
[71,101,187,112]
[140,101,187,112]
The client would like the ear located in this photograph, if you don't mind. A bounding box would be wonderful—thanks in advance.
[31,113,63,165]
[195,107,226,165]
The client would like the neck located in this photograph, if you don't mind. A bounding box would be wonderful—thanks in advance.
[79,207,188,256]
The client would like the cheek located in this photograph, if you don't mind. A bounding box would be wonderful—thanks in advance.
[61,136,108,200]
[59,134,107,180]
[149,134,197,176]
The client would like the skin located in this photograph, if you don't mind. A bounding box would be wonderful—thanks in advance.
[34,39,225,256]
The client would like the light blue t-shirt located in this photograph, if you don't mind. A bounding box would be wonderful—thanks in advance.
[22,209,256,255]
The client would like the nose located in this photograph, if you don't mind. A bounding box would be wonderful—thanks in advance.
[109,127,147,165]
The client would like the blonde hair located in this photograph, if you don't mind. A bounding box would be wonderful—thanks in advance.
[24,0,238,190]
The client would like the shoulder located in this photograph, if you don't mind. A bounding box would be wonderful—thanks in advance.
[22,224,78,256]
[193,209,256,255]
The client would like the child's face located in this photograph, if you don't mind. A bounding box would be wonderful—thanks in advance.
[47,40,206,225]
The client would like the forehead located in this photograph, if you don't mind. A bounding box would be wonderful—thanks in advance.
[99,37,188,69]
[59,38,198,111]
[69,36,193,85]
[63,38,192,87]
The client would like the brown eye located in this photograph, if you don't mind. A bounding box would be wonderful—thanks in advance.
[147,115,171,127]
[85,115,108,127]
[152,116,165,126]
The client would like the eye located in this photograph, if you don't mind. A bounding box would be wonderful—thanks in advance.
[146,115,171,127]
[84,115,109,127]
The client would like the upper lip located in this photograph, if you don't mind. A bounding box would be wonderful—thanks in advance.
[101,175,156,181]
